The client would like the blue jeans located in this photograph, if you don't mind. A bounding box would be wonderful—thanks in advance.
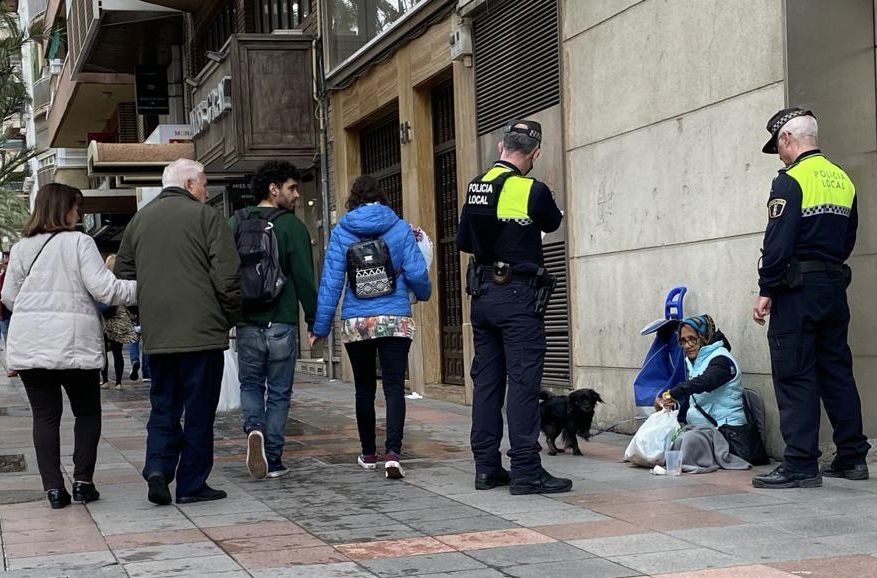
[143,350,224,498]
[129,340,151,378]
[237,323,298,462]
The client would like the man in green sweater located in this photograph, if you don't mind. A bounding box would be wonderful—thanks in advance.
[231,161,317,479]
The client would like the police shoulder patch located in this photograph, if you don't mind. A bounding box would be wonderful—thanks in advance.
[768,198,787,219]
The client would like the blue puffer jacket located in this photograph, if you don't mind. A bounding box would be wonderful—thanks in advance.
[313,203,431,337]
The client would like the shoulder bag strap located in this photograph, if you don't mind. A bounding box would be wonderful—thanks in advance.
[25,232,62,279]
[691,395,719,428]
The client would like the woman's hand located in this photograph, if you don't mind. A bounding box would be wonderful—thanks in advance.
[654,395,676,411]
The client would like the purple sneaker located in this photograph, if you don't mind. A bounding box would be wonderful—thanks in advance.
[357,454,377,470]
[384,451,404,479]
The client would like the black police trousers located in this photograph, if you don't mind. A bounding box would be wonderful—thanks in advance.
[470,279,545,479]
[768,270,871,475]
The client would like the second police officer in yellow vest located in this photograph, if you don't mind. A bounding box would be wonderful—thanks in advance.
[752,108,871,488]
[456,120,571,495]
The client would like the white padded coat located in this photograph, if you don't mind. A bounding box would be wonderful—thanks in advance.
[1,231,137,371]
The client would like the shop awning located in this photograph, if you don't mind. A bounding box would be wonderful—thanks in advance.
[87,141,248,186]
[87,141,195,186]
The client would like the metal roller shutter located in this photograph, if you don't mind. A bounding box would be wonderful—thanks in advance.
[542,240,570,387]
[473,0,560,135]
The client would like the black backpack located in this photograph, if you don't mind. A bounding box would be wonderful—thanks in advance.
[346,237,396,299]
[233,208,288,305]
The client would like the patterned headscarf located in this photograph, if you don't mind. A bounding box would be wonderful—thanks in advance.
[679,314,716,345]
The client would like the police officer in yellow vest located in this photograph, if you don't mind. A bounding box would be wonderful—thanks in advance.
[752,108,871,488]
[456,120,570,495]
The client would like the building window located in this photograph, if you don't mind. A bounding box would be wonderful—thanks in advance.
[253,0,307,33]
[206,1,236,53]
[325,0,424,73]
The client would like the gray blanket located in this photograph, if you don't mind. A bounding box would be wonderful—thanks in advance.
[670,425,751,473]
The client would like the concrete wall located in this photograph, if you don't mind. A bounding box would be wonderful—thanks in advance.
[561,0,788,452]
[785,0,877,453]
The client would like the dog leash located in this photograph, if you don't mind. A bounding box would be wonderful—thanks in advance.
[589,416,642,438]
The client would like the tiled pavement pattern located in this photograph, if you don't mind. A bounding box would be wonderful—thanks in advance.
[1,371,876,577]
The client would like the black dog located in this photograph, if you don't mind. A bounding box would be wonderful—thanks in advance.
[539,389,604,456]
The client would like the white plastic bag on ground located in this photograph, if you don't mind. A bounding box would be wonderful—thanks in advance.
[624,408,681,467]
[217,348,240,412]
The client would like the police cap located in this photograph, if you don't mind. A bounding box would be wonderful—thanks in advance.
[762,107,815,154]
[504,120,542,144]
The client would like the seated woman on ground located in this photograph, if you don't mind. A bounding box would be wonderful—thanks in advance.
[654,314,754,472]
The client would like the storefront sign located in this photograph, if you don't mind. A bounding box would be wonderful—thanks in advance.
[189,76,232,137]
[135,66,170,115]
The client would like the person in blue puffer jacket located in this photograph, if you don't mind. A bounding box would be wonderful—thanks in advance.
[311,175,431,479]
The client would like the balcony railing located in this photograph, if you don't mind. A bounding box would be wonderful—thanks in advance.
[32,75,52,116]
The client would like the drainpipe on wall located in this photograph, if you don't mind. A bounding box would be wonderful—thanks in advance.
[313,36,334,381]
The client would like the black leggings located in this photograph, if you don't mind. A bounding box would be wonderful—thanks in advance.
[19,369,102,491]
[344,337,411,456]
[102,339,125,384]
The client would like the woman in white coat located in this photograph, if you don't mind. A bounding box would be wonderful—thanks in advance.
[1,184,137,509]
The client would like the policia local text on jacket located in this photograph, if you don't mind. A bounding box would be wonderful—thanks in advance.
[456,121,566,495]
[753,109,870,488]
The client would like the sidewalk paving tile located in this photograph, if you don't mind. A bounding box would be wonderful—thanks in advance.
[105,528,209,549]
[654,565,796,577]
[122,553,243,577]
[249,561,378,577]
[114,541,225,563]
[435,528,555,550]
[357,552,488,577]
[608,547,744,575]
[231,545,350,569]
[202,520,307,540]
[336,536,455,560]
[6,550,118,571]
[769,554,877,577]
[568,532,695,557]
[533,519,644,540]
[463,541,595,567]
[502,557,641,578]
[219,532,327,553]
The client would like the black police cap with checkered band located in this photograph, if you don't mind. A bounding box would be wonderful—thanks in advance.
[504,120,542,144]
[762,108,815,154]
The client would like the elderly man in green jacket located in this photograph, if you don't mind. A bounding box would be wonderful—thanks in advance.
[115,158,241,506]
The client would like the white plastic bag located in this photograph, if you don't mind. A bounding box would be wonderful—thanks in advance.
[624,409,681,467]
[217,348,241,412]
[409,225,434,303]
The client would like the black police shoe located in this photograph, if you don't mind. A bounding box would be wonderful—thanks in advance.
[47,488,71,510]
[475,468,510,490]
[752,465,822,489]
[509,468,572,495]
[147,472,172,506]
[176,485,227,504]
[821,462,869,480]
[72,481,100,503]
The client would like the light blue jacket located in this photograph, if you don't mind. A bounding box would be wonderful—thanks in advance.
[313,203,431,337]
[685,341,747,427]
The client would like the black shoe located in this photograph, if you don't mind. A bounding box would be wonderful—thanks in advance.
[821,462,869,480]
[72,481,100,503]
[475,468,511,490]
[176,485,227,504]
[752,465,822,489]
[47,488,71,509]
[130,361,140,381]
[147,473,172,505]
[509,468,573,495]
